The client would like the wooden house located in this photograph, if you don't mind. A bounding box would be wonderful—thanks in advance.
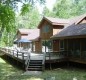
[26,29,41,52]
[15,29,31,49]
[51,14,86,64]
[38,17,69,52]
[14,29,40,52]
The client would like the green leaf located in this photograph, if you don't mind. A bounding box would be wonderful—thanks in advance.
[20,3,31,15]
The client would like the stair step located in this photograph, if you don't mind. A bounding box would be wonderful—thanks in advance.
[29,64,42,66]
[26,58,44,71]
[29,61,42,64]
[29,62,42,64]
[30,60,42,62]
[27,68,42,71]
[28,66,42,68]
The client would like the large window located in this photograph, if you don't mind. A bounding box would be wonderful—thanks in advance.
[42,40,52,52]
[42,24,51,33]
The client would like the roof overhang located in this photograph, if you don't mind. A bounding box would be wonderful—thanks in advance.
[51,34,86,40]
[38,16,69,28]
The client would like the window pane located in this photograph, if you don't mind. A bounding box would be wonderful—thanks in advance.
[42,25,51,33]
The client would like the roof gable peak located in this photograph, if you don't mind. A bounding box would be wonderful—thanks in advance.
[38,16,69,28]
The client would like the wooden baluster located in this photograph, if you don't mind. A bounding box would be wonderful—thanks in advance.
[49,52,50,60]
[25,52,30,71]
[17,51,18,58]
[42,52,46,71]
[22,53,24,60]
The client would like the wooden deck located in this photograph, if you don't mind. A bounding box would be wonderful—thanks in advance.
[0,48,66,61]
[0,48,67,70]
[2,48,86,70]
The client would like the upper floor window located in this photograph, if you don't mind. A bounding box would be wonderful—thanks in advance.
[42,24,51,33]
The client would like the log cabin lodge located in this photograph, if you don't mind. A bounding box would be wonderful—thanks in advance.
[1,14,86,71]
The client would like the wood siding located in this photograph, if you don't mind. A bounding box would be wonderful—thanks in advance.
[53,29,62,35]
[39,20,65,52]
[40,21,64,40]
[35,40,42,52]
[53,40,60,51]
[79,19,86,24]
[78,17,86,24]
[40,21,53,40]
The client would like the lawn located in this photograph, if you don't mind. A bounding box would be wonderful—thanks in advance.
[0,57,86,80]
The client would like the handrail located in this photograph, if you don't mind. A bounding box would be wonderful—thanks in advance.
[42,52,46,71]
[25,52,30,71]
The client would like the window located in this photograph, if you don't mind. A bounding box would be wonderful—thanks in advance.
[42,40,52,52]
[42,25,51,33]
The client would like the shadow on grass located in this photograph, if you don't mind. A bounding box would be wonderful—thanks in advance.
[0,56,86,80]
[0,57,44,80]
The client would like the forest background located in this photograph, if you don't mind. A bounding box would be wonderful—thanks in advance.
[0,0,86,46]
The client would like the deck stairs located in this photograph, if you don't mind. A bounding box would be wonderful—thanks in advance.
[25,52,45,71]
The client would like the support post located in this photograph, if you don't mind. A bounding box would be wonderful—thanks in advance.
[22,53,24,60]
[17,51,18,58]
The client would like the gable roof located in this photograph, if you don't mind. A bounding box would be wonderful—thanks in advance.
[51,14,86,39]
[75,13,86,24]
[27,29,40,41]
[38,16,69,28]
[68,13,86,25]
[18,29,35,34]
[18,29,30,34]
[16,29,40,41]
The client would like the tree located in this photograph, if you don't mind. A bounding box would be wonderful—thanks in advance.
[26,7,41,29]
[20,0,45,15]
[16,7,41,29]
[53,0,86,18]
[43,6,55,17]
[0,4,15,38]
[0,0,46,47]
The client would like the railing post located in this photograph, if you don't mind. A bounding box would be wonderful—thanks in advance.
[22,53,24,60]
[17,51,18,58]
[25,52,30,71]
[49,52,51,60]
[42,52,46,71]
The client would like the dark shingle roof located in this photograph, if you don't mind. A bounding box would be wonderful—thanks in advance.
[52,23,86,38]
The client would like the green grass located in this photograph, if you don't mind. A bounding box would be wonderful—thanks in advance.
[0,57,86,80]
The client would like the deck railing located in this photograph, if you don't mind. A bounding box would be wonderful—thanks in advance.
[0,47,29,60]
[67,50,86,60]
[0,48,67,61]
[25,52,30,70]
[42,52,46,71]
[45,50,67,60]
[68,50,80,58]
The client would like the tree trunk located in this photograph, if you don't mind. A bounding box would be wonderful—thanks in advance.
[0,26,5,40]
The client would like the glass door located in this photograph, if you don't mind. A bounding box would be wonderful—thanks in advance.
[42,40,52,52]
